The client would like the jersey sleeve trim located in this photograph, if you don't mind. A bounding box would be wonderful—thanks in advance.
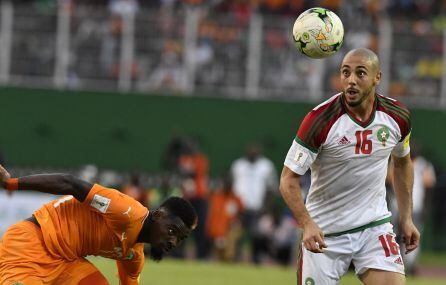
[295,136,318,153]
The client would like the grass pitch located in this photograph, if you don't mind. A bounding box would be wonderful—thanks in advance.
[90,257,446,285]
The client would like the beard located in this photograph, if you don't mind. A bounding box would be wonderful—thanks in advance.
[345,88,372,107]
[149,246,165,262]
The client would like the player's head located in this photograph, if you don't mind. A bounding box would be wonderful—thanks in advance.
[340,48,381,107]
[143,197,197,262]
[245,142,262,162]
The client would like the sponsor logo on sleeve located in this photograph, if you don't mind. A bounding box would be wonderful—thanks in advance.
[294,146,309,167]
[90,194,111,213]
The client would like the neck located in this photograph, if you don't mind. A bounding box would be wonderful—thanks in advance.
[345,92,376,122]
[136,213,151,243]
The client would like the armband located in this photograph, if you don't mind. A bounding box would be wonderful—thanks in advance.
[5,178,18,191]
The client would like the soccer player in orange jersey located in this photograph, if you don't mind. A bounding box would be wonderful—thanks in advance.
[0,164,197,285]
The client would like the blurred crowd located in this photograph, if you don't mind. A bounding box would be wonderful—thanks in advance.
[6,0,446,104]
[12,0,446,18]
[3,135,444,274]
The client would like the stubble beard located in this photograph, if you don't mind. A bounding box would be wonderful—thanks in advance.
[345,87,374,107]
[149,246,165,262]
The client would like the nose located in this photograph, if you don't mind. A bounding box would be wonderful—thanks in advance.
[347,74,357,86]
[170,236,178,248]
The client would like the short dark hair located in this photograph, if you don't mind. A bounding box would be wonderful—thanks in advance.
[160,197,197,229]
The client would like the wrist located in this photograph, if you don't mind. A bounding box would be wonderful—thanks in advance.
[300,215,315,228]
[399,216,413,224]
[5,178,18,191]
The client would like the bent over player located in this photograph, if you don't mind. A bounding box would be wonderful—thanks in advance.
[280,48,419,285]
[0,164,197,285]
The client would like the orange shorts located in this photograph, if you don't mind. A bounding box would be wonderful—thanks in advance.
[0,220,106,285]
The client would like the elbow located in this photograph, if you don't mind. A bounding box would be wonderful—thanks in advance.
[60,174,77,188]
[279,178,288,197]
[60,174,82,199]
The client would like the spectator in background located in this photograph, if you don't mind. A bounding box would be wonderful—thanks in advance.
[142,40,186,91]
[230,142,277,264]
[178,137,210,259]
[388,143,436,275]
[206,172,243,262]
[121,173,149,208]
[108,0,139,17]
[78,164,98,184]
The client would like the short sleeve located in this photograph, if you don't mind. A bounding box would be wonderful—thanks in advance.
[83,184,148,231]
[392,131,411,158]
[284,139,318,175]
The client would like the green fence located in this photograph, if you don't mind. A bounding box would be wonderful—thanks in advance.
[0,87,445,174]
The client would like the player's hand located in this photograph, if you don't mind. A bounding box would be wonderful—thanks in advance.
[400,219,420,254]
[302,220,327,253]
[0,164,11,184]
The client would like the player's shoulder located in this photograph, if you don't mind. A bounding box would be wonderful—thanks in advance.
[304,93,344,127]
[304,93,344,123]
[297,93,345,150]
[376,94,411,136]
[311,92,343,112]
[376,94,411,116]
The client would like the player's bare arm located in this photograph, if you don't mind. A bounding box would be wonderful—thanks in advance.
[279,166,327,253]
[391,153,420,254]
[0,164,92,202]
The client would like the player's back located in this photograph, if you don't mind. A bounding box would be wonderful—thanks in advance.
[33,184,148,261]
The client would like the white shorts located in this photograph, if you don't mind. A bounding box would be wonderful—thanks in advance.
[297,223,405,285]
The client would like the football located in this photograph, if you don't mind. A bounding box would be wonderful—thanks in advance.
[292,7,344,59]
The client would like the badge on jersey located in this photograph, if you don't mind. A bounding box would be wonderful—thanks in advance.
[294,146,309,167]
[377,126,390,146]
[91,194,111,213]
[304,277,315,285]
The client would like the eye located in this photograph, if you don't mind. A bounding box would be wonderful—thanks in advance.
[168,228,176,235]
[342,70,350,76]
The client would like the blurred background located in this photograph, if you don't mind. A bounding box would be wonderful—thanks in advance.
[0,0,446,284]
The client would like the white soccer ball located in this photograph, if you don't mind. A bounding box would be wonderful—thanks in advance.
[292,7,344,59]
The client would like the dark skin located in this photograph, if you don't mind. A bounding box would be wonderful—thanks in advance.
[0,165,192,262]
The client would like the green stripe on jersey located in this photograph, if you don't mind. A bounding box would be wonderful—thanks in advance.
[304,100,342,146]
[324,217,391,237]
[380,100,410,121]
[295,137,318,153]
[378,97,410,123]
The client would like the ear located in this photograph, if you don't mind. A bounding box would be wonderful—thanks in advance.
[152,208,170,219]
[375,71,381,85]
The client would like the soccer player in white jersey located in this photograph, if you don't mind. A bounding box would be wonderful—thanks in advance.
[280,48,419,285]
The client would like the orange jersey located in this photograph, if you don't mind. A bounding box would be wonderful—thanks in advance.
[206,190,243,239]
[33,184,148,284]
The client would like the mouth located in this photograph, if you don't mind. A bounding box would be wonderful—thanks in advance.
[163,243,173,253]
[346,88,359,96]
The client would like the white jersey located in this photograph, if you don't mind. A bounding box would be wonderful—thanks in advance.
[412,156,435,214]
[231,156,277,211]
[284,93,411,235]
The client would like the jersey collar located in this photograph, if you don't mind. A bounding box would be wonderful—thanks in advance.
[341,92,377,128]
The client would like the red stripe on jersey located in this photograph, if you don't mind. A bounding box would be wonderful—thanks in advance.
[297,94,344,150]
[298,247,303,285]
[376,95,411,140]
